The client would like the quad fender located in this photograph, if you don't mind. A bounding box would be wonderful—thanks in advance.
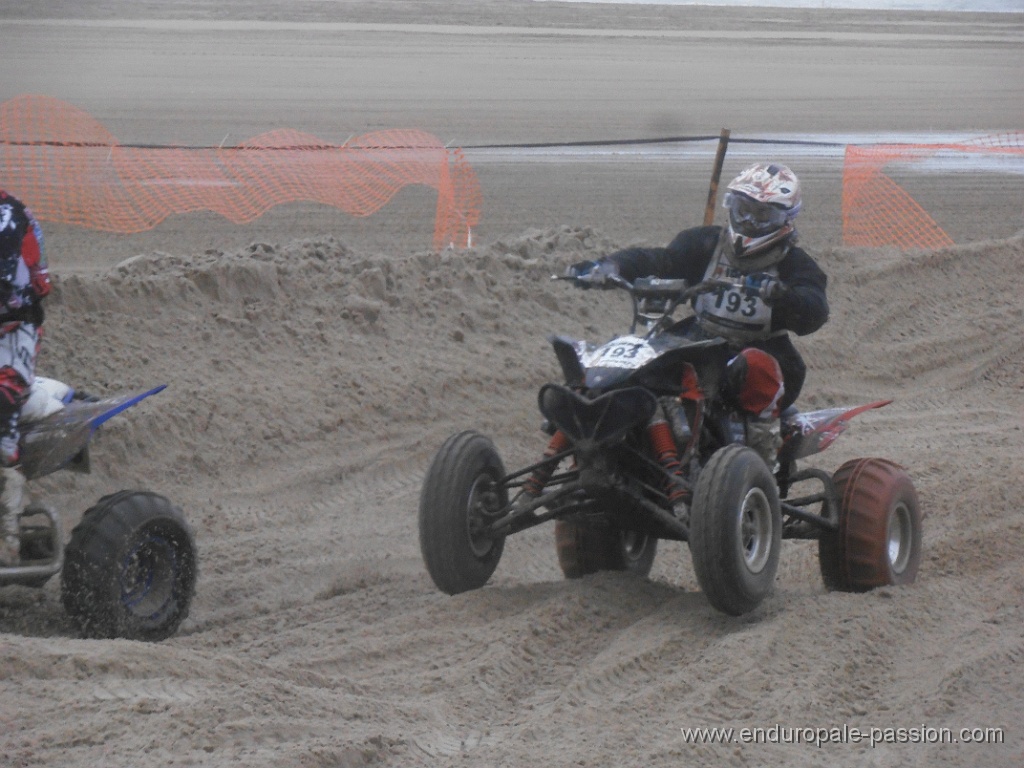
[19,385,167,480]
[778,400,892,463]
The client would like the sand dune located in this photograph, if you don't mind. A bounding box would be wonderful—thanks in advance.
[0,227,1020,767]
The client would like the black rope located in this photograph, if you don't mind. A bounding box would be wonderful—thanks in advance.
[462,135,847,150]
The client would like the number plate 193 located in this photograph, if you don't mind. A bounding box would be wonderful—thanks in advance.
[585,336,657,369]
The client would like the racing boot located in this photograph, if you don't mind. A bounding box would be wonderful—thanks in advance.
[0,466,27,567]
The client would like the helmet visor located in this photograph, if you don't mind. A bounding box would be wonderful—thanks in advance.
[727,192,790,238]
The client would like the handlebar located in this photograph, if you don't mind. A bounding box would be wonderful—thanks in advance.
[553,272,738,300]
[553,271,744,335]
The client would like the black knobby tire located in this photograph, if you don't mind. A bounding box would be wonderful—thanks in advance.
[61,491,197,641]
[419,431,508,595]
[689,445,782,616]
[554,520,657,579]
[819,458,922,592]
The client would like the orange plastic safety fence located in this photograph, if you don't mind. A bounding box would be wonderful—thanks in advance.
[842,133,1024,250]
[0,94,480,250]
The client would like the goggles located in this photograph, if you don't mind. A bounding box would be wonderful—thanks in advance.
[725,192,790,236]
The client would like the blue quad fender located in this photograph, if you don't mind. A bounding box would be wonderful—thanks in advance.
[19,385,166,481]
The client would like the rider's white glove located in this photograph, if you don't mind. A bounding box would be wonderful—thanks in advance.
[743,272,786,304]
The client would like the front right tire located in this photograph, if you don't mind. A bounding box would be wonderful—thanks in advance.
[689,445,781,616]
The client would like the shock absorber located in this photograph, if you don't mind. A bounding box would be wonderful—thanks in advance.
[523,430,571,497]
[647,418,687,504]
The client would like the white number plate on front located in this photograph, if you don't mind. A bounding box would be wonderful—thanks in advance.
[583,335,657,370]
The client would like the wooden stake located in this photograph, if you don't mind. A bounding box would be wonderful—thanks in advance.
[703,128,731,227]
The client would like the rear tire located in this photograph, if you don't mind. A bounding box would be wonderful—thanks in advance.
[819,458,921,592]
[689,445,781,616]
[419,431,507,595]
[61,491,197,641]
[555,520,657,579]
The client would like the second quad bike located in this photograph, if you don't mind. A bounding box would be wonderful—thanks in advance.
[419,274,922,616]
[0,377,197,641]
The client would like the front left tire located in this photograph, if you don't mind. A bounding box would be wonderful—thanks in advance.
[419,431,508,595]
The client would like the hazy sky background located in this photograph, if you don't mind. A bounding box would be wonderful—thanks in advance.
[544,0,1023,11]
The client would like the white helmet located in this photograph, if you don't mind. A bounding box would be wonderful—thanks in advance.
[723,163,802,259]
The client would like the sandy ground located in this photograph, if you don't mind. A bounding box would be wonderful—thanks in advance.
[2,2,1024,766]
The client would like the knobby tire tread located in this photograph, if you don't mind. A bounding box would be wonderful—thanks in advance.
[820,458,921,592]
[61,491,197,641]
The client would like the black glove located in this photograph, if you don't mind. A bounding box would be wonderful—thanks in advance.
[743,272,787,305]
[565,259,619,288]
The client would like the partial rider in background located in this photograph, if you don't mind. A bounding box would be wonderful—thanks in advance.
[567,163,829,460]
[0,189,51,566]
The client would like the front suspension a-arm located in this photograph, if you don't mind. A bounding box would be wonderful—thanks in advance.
[779,467,839,538]
[487,479,589,537]
[488,474,691,542]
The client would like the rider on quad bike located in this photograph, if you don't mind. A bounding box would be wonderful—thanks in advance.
[567,162,829,465]
[419,162,920,616]
[0,189,51,567]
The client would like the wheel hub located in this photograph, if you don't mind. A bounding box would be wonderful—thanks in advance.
[121,535,178,620]
[887,501,913,574]
[465,475,501,558]
[620,530,648,564]
[739,487,774,574]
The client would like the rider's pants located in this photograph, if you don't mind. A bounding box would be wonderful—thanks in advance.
[0,322,39,467]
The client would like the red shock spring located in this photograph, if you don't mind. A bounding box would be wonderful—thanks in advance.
[648,419,687,503]
[523,430,571,496]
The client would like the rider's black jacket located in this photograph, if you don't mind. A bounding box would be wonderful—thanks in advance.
[605,225,829,337]
[603,225,829,409]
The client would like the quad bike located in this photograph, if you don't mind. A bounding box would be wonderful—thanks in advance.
[419,274,922,616]
[0,377,197,640]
